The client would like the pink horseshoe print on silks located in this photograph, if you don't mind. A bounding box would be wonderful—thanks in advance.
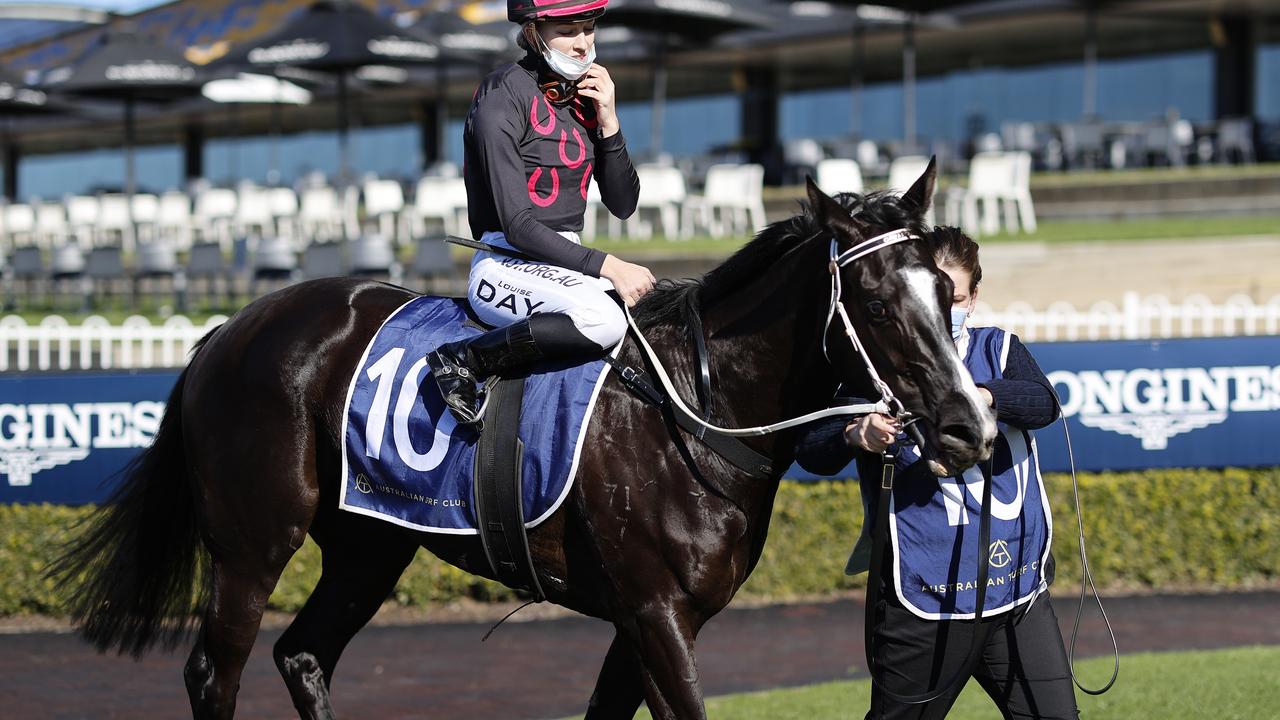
[530,96,557,136]
[559,128,586,169]
[528,167,560,207]
[572,98,598,129]
[579,162,593,200]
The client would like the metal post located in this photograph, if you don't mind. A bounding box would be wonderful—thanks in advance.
[124,96,137,196]
[183,123,205,185]
[650,38,668,158]
[902,18,916,152]
[336,71,351,181]
[3,141,18,201]
[1083,7,1098,118]
[851,19,865,139]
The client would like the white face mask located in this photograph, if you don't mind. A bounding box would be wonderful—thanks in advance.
[950,306,970,342]
[537,31,595,81]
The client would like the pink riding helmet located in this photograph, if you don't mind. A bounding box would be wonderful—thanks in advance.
[508,0,608,23]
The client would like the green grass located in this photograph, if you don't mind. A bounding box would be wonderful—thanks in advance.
[1028,162,1280,187]
[980,214,1280,244]
[559,646,1279,720]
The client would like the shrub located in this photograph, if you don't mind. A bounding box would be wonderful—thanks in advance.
[3,468,1276,617]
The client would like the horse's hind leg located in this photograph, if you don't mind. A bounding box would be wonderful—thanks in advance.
[185,541,303,720]
[273,512,418,720]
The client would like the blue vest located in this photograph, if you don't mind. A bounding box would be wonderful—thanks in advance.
[864,327,1052,620]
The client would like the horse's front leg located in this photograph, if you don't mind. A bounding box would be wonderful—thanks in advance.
[619,603,707,720]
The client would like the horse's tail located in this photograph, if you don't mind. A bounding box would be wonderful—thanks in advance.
[47,327,221,658]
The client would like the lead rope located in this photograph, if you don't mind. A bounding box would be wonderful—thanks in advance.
[1058,395,1120,695]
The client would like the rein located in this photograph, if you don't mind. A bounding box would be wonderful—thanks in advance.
[617,227,918,439]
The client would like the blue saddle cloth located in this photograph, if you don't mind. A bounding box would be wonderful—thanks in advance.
[339,296,610,533]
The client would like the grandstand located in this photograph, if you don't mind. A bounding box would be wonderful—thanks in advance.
[0,0,1276,321]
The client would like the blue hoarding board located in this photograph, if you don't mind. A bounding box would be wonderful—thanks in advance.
[0,370,179,505]
[3,335,1278,503]
[786,335,1280,479]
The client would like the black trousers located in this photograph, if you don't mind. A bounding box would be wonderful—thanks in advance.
[865,585,1080,720]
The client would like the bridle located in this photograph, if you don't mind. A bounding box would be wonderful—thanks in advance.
[823,228,917,421]
[621,226,921,439]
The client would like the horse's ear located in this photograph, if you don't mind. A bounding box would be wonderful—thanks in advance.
[805,176,865,243]
[900,156,938,219]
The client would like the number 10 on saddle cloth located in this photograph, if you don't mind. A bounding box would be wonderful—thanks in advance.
[339,296,611,533]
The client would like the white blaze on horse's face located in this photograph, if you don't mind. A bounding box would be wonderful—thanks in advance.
[902,267,998,474]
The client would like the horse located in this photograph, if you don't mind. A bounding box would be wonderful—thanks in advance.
[52,162,995,720]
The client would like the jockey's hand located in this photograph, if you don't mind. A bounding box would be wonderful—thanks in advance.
[601,254,656,307]
[845,413,901,454]
[577,64,619,138]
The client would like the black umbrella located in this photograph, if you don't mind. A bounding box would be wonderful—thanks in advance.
[0,67,60,116]
[1,65,72,200]
[603,0,769,154]
[40,27,204,195]
[217,0,470,179]
[409,11,514,166]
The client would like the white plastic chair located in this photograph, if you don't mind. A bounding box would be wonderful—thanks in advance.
[96,194,136,250]
[156,191,193,250]
[362,179,408,244]
[683,164,767,238]
[3,203,35,248]
[412,176,468,237]
[234,185,276,240]
[628,164,686,239]
[33,201,70,249]
[64,195,99,246]
[194,188,238,249]
[959,152,1026,236]
[131,193,160,243]
[267,187,299,241]
[1009,151,1037,233]
[816,159,864,196]
[298,186,346,243]
[886,155,936,227]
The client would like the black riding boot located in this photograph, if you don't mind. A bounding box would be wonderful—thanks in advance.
[427,313,602,424]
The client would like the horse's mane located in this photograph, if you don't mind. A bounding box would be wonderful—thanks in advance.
[632,189,926,330]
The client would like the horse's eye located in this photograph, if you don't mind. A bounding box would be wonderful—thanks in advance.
[865,300,889,324]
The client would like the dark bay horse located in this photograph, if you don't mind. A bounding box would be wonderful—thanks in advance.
[53,163,994,719]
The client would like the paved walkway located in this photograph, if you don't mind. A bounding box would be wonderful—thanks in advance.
[3,590,1278,719]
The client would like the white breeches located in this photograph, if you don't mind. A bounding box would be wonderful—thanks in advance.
[468,231,626,349]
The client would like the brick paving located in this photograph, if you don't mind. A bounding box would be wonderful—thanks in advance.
[2,590,1278,719]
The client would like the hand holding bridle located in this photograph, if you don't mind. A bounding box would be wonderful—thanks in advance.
[845,413,902,454]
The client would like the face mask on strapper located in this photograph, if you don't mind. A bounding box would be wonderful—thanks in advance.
[950,307,970,341]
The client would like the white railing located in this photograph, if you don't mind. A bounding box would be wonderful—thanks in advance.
[975,292,1280,342]
[2,292,1279,371]
[0,314,228,371]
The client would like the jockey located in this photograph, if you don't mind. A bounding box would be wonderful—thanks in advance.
[428,0,654,424]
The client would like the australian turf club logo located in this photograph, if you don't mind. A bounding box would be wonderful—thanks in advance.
[0,402,163,487]
[1047,365,1280,450]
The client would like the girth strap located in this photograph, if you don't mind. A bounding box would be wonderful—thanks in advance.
[472,376,545,600]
